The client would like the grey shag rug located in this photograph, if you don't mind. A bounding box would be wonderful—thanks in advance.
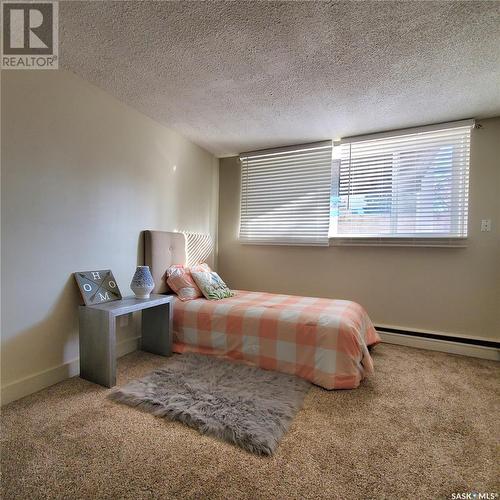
[108,353,310,455]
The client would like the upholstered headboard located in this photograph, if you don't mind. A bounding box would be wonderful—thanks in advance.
[144,231,186,294]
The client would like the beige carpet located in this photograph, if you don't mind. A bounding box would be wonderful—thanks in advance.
[1,344,499,500]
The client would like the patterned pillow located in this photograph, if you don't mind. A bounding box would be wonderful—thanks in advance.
[191,271,234,300]
[166,265,202,301]
[190,263,212,273]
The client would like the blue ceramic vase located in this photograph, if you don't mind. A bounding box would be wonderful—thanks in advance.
[130,266,155,299]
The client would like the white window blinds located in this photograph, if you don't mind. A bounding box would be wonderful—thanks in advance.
[330,122,472,242]
[240,142,333,246]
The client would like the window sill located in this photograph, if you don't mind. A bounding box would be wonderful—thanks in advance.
[239,239,329,247]
[329,237,468,248]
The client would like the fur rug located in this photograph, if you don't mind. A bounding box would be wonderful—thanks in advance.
[109,353,310,455]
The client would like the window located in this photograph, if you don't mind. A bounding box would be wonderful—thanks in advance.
[239,142,333,246]
[330,122,472,244]
[238,121,472,247]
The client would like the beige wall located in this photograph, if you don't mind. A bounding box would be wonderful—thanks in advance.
[218,117,500,341]
[1,70,218,403]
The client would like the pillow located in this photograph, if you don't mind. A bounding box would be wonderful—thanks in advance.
[190,263,212,273]
[191,270,234,300]
[166,264,185,277]
[166,265,202,301]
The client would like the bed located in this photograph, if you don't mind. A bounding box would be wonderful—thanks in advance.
[144,230,380,389]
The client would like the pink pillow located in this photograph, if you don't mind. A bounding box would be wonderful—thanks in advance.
[166,265,202,301]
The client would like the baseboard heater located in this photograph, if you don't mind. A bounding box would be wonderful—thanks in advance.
[375,325,499,350]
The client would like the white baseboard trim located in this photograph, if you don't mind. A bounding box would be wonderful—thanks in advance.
[116,336,141,358]
[379,331,500,361]
[1,336,141,407]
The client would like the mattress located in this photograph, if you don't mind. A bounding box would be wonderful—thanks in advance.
[172,290,380,389]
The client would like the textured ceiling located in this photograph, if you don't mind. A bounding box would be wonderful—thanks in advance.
[60,1,500,157]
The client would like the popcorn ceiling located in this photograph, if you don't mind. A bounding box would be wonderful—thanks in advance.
[60,1,500,157]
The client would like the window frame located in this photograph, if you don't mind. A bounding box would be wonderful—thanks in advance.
[238,141,333,246]
[328,120,474,247]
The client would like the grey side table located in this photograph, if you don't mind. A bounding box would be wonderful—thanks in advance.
[79,294,174,388]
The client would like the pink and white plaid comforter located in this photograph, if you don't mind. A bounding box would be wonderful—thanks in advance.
[172,290,380,389]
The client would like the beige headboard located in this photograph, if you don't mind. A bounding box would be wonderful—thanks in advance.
[144,230,186,294]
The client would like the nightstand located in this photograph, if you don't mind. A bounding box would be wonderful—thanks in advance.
[79,294,174,388]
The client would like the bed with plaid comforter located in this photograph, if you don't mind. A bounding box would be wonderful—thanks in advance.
[172,290,380,389]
